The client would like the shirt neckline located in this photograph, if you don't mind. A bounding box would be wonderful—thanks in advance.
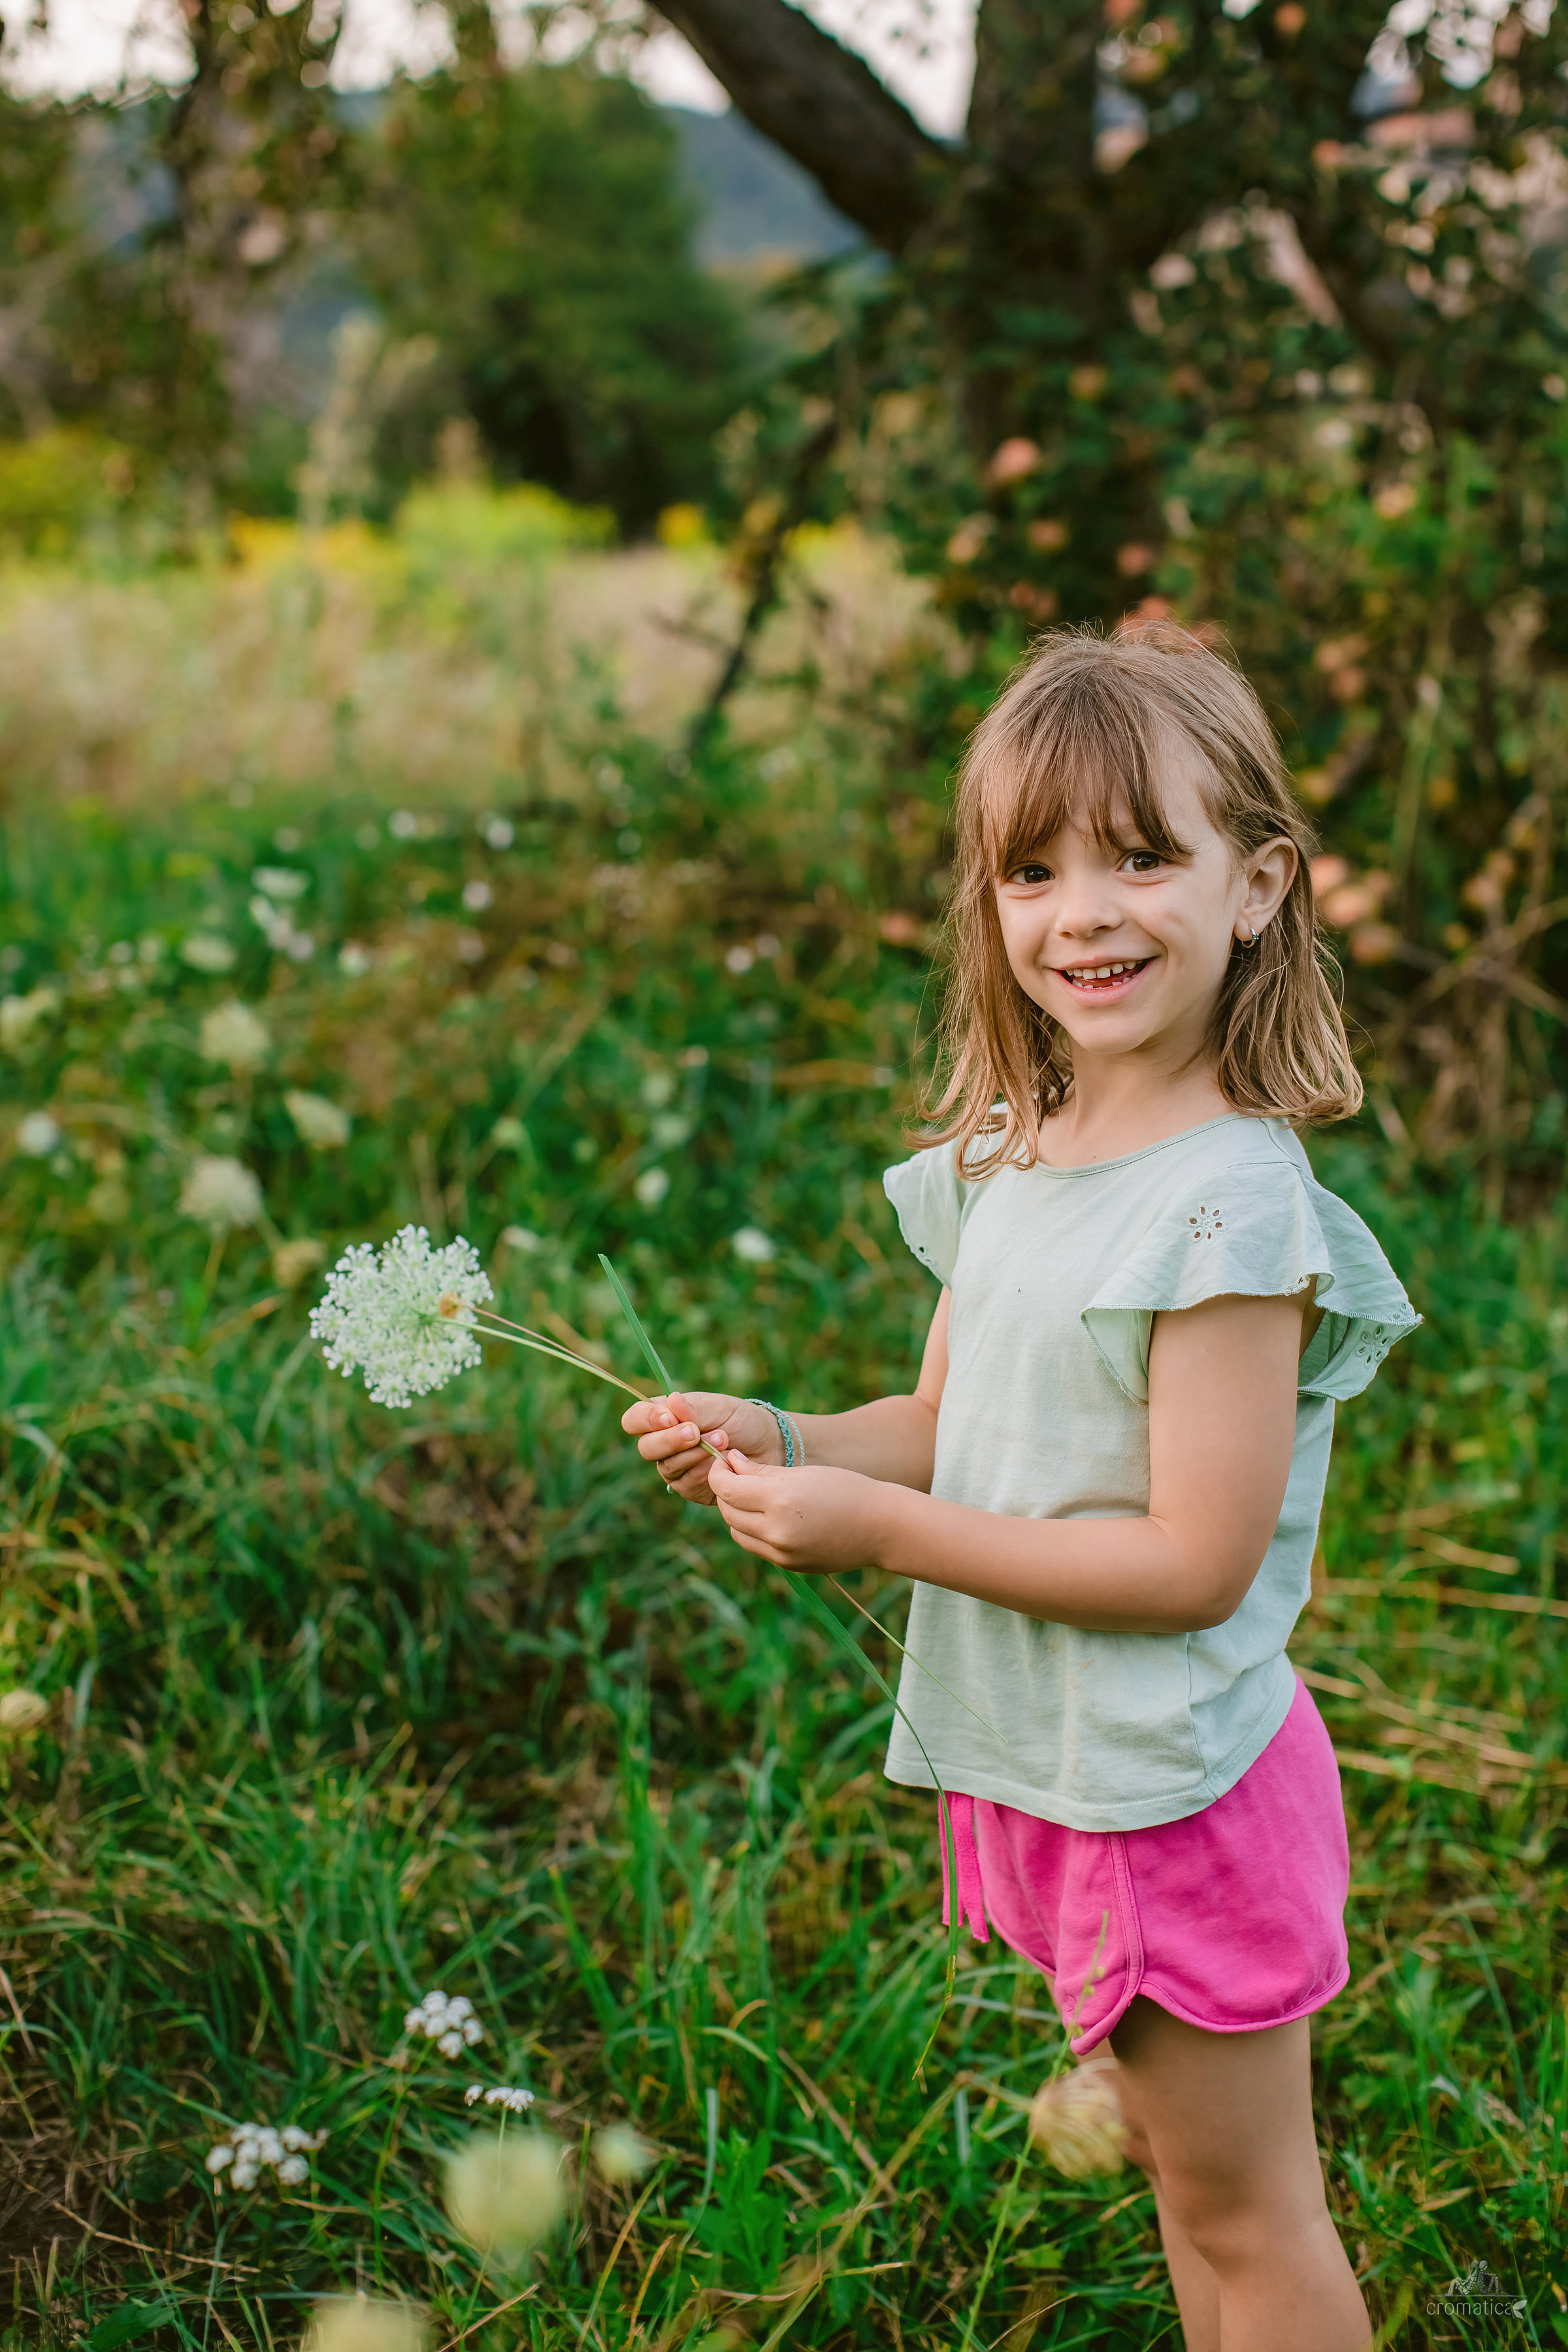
[1022,1111,1262,1179]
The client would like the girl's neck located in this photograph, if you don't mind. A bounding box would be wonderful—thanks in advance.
[1036,1055,1233,1169]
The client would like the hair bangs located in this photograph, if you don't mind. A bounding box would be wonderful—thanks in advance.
[979,673,1195,877]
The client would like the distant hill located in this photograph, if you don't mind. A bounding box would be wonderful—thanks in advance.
[670,105,859,268]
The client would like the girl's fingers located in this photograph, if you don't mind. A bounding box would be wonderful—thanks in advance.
[636,1420,702,1463]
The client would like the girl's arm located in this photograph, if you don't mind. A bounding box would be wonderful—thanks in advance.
[706,1290,1305,1637]
[621,1291,951,1502]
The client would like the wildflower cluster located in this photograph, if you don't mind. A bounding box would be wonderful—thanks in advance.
[206,2118,328,2189]
[404,1987,485,2057]
[312,1229,493,1408]
[465,2083,533,2112]
[180,1155,265,1230]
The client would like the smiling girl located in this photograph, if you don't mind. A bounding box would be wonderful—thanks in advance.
[623,625,1415,2352]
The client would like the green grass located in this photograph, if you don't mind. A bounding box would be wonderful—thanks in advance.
[2,739,1567,2351]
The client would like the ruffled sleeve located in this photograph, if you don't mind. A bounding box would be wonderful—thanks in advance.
[883,1141,966,1284]
[1081,1151,1419,1405]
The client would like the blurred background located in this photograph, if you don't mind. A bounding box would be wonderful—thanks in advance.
[3,1,1568,2345]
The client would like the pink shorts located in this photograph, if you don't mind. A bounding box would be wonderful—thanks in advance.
[939,1676,1350,2054]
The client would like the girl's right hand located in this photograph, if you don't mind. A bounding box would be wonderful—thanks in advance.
[620,1391,782,1505]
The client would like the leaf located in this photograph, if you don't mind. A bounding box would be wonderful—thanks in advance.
[85,2304,172,2350]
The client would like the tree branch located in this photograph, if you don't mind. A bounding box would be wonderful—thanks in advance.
[649,0,949,253]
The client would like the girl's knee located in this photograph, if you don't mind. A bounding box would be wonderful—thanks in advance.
[1155,2170,1331,2273]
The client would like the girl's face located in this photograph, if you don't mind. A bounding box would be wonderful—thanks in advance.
[992,749,1297,1076]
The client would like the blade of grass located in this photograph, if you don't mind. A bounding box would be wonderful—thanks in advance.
[597,1253,679,1392]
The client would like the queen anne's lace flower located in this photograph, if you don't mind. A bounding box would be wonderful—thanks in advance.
[181,1155,265,1230]
[200,1001,270,1071]
[402,1987,486,2059]
[206,2117,327,2192]
[312,1230,493,1409]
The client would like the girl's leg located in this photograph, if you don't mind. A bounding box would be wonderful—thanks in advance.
[1103,1996,1369,2352]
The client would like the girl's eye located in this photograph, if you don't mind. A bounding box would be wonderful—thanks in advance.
[1121,850,1164,874]
[1008,863,1052,885]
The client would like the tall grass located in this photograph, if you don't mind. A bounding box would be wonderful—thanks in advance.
[1,597,1565,2347]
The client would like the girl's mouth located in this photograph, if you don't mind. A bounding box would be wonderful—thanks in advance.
[1056,958,1151,996]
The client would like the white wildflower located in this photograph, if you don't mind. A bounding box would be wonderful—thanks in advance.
[0,1690,49,1732]
[251,866,310,901]
[481,816,514,849]
[200,1001,271,1071]
[204,2115,326,2193]
[0,989,58,1051]
[339,941,374,977]
[388,809,419,839]
[180,935,237,973]
[498,1226,540,1252]
[466,2085,534,2114]
[461,879,493,912]
[593,2125,655,2185]
[732,1226,776,1264]
[444,2130,565,2259]
[311,1231,493,1410]
[180,1156,265,1231]
[402,1988,486,2053]
[15,1112,60,1157]
[634,1168,670,1207]
[303,2295,427,2352]
[286,1090,352,1149]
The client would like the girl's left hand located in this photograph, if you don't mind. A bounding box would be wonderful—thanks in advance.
[707,1451,891,1573]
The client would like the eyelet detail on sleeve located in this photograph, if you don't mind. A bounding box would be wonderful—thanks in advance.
[1188,1203,1224,1243]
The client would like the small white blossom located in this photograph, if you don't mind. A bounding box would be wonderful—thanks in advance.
[461,879,493,912]
[286,1090,351,1149]
[732,1226,776,1264]
[465,2084,534,2113]
[180,934,237,973]
[15,1112,60,1157]
[251,866,310,901]
[180,1156,265,1230]
[481,816,515,849]
[339,941,374,977]
[402,1987,487,2055]
[312,1232,493,1410]
[634,1168,670,1207]
[200,1001,271,1071]
[205,2115,327,2192]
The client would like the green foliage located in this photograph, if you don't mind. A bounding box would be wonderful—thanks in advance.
[1,735,1566,2344]
[351,64,752,531]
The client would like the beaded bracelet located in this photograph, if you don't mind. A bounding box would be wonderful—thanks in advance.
[747,1397,804,1468]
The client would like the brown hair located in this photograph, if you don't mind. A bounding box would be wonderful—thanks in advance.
[923,623,1362,1174]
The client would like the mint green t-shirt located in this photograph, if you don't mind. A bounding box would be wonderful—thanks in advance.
[881,1114,1417,1833]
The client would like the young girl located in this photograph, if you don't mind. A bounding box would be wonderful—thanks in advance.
[623,625,1416,2352]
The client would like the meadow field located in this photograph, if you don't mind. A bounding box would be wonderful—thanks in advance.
[1,509,1565,2350]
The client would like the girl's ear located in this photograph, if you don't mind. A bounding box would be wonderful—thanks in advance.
[1235,836,1299,944]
